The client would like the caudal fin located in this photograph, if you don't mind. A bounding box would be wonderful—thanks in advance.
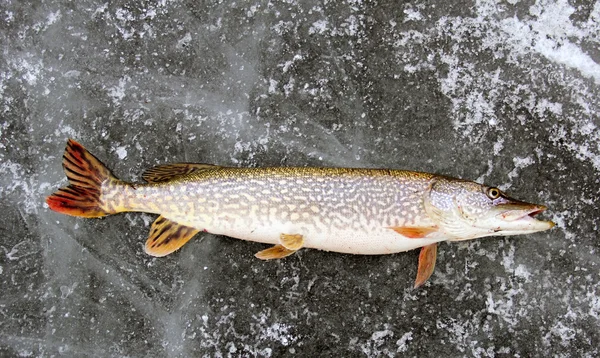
[46,139,118,218]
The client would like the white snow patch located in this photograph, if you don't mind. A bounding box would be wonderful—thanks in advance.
[564,136,600,172]
[493,138,504,155]
[115,146,128,159]
[13,58,43,86]
[394,0,600,173]
[536,41,600,84]
[268,79,278,94]
[59,283,78,299]
[349,325,397,357]
[57,125,77,138]
[499,243,532,281]
[589,292,600,319]
[309,20,328,35]
[544,321,576,347]
[46,10,61,25]
[177,32,192,49]
[403,8,423,22]
[93,3,108,16]
[371,329,393,341]
[396,332,413,352]
[4,11,14,23]
[246,4,259,18]
[107,76,130,103]
[0,160,42,214]
[497,0,600,84]
[514,264,531,280]
[259,322,295,346]
[283,77,295,97]
[114,8,135,39]
[534,98,563,117]
[63,70,81,78]
[503,155,535,189]
[278,53,304,73]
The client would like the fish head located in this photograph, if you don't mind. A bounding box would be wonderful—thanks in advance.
[424,177,555,241]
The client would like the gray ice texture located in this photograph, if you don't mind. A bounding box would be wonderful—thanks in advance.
[1,0,599,357]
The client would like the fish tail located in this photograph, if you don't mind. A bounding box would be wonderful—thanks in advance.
[46,139,120,218]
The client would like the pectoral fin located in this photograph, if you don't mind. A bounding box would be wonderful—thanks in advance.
[414,243,437,289]
[390,226,439,239]
[145,216,200,257]
[255,245,297,260]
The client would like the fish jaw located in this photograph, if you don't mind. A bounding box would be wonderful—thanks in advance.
[447,200,556,240]
[486,203,555,236]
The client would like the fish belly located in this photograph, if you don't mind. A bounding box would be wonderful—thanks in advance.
[204,218,444,255]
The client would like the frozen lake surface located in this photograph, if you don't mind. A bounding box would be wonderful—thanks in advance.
[1,0,599,356]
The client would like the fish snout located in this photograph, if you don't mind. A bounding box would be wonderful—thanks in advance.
[494,202,555,232]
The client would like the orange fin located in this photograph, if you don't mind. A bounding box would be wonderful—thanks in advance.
[390,226,438,239]
[145,216,200,257]
[279,234,304,250]
[414,243,438,289]
[142,163,220,183]
[255,245,297,260]
[46,139,117,217]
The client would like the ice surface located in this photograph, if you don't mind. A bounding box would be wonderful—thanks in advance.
[1,0,599,356]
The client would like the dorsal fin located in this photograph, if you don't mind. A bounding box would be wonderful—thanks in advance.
[142,163,219,183]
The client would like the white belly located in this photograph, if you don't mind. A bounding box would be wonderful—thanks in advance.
[207,220,448,255]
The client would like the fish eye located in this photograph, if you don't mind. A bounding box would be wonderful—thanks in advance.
[487,187,501,199]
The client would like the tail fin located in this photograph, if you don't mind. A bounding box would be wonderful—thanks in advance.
[46,139,118,218]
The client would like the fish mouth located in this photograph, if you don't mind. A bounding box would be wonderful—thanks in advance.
[515,206,547,220]
[494,203,555,232]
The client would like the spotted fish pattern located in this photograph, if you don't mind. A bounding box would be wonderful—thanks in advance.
[47,139,554,288]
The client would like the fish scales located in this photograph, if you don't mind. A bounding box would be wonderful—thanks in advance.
[46,140,554,287]
[110,168,438,254]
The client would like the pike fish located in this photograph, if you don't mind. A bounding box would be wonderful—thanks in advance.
[46,139,555,287]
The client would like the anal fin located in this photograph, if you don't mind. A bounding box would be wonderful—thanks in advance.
[414,243,438,289]
[145,216,200,257]
[255,245,297,260]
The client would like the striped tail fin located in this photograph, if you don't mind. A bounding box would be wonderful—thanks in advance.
[46,139,118,218]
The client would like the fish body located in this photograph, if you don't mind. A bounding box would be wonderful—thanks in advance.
[47,140,555,287]
[108,167,441,255]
